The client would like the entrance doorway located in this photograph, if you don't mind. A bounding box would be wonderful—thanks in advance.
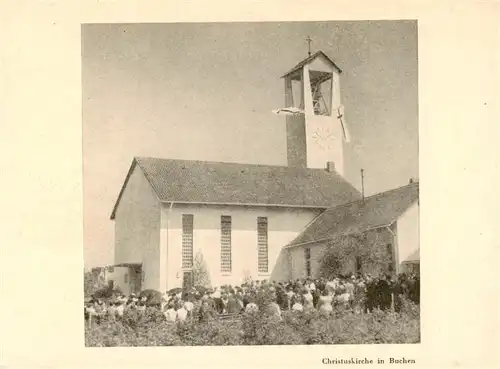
[182,271,194,290]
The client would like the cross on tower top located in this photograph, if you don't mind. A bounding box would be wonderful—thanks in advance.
[305,36,313,56]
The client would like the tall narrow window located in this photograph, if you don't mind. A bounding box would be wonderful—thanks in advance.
[220,215,232,273]
[257,217,268,273]
[355,256,362,274]
[182,214,194,269]
[304,247,311,277]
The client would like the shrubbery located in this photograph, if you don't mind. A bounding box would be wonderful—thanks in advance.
[85,299,420,346]
[92,285,123,299]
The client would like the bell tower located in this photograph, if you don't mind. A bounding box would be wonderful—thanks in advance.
[279,49,349,176]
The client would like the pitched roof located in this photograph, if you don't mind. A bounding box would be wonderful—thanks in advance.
[287,182,419,247]
[110,157,361,219]
[281,51,343,78]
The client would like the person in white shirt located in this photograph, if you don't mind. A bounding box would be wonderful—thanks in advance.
[336,289,350,306]
[164,304,177,323]
[266,298,282,319]
[245,302,259,314]
[115,302,125,318]
[309,281,316,292]
[302,288,314,309]
[211,287,221,299]
[345,280,355,295]
[136,302,146,313]
[176,303,188,322]
[318,289,333,314]
[292,301,304,312]
[291,296,304,312]
[183,300,194,316]
[326,279,336,291]
[161,293,170,311]
[107,302,117,319]
[95,300,107,318]
[85,304,98,324]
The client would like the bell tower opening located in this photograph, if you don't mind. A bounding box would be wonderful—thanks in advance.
[310,70,333,116]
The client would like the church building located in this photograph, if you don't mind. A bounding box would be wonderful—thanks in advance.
[109,51,419,294]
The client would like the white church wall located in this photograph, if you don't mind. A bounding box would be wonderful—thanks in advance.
[310,243,328,278]
[289,246,305,279]
[304,114,345,174]
[288,242,328,280]
[396,202,420,268]
[161,204,321,289]
[114,166,161,291]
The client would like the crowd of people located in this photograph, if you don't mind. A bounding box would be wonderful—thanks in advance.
[85,273,420,324]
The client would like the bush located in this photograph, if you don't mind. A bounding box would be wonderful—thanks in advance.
[139,289,163,306]
[84,269,108,298]
[320,232,392,278]
[179,319,243,346]
[192,251,212,289]
[92,285,123,299]
[85,301,420,346]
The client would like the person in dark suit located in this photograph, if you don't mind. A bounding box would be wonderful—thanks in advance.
[242,291,251,309]
[410,275,420,304]
[275,286,285,310]
[226,293,240,314]
[316,278,326,293]
[212,296,223,314]
[377,275,392,311]
[312,287,321,309]
[198,300,214,322]
[392,276,405,313]
[365,277,378,312]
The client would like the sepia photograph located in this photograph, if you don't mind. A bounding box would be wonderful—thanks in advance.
[82,21,420,347]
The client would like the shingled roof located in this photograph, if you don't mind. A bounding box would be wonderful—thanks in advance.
[286,182,419,247]
[110,157,361,219]
[281,51,343,78]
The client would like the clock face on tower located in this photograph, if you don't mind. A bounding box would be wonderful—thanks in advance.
[312,126,335,150]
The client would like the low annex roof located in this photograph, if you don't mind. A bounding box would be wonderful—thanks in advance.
[286,182,419,247]
[110,157,361,219]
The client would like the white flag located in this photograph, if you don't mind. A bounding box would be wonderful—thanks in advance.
[272,107,304,116]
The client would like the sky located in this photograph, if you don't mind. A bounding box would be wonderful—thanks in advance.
[82,21,418,268]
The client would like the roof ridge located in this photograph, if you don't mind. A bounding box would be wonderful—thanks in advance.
[287,181,419,247]
[108,156,363,217]
[368,181,419,198]
[324,181,419,212]
[134,156,349,173]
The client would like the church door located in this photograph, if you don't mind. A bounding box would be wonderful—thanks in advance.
[182,271,194,290]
